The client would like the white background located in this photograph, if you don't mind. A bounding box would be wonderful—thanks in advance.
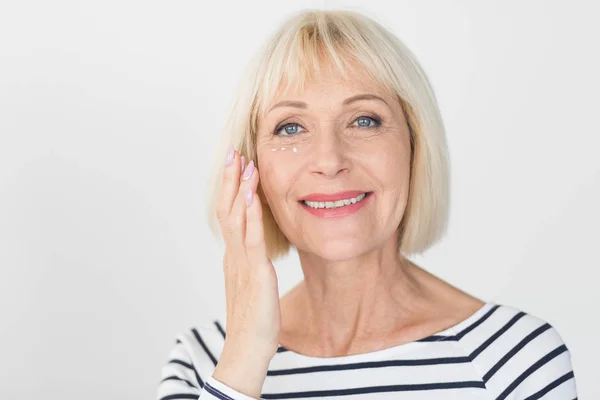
[1,0,598,399]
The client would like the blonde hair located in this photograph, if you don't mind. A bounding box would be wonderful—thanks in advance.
[205,9,450,260]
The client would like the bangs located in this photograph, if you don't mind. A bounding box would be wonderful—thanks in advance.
[253,14,387,122]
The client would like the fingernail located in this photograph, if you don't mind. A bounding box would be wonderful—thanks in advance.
[242,160,254,180]
[245,188,253,206]
[225,144,234,166]
[241,155,246,172]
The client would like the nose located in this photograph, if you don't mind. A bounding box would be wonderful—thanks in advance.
[308,126,351,178]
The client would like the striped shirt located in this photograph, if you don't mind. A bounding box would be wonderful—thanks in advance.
[156,302,577,399]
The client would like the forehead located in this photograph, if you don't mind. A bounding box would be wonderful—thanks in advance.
[286,54,393,101]
[273,63,384,101]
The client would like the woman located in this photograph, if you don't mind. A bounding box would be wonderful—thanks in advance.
[157,9,577,400]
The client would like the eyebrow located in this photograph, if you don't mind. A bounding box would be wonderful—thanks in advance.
[267,93,389,114]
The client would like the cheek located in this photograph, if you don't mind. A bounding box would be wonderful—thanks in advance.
[258,151,301,198]
[361,135,411,186]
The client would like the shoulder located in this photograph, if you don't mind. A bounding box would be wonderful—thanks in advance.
[454,302,570,347]
[455,302,577,398]
[174,318,227,372]
[156,318,227,396]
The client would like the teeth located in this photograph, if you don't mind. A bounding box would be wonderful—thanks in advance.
[303,193,367,209]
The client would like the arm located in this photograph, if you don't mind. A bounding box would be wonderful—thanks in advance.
[156,339,267,400]
[157,148,279,400]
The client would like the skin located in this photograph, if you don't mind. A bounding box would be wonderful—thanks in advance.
[212,61,485,398]
[256,62,485,358]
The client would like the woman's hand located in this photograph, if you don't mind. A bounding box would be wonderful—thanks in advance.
[212,146,281,398]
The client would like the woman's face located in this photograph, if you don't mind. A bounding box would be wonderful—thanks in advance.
[256,64,412,261]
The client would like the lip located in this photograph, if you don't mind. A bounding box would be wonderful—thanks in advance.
[299,192,373,219]
[299,190,369,202]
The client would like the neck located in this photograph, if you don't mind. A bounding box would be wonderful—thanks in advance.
[287,235,431,355]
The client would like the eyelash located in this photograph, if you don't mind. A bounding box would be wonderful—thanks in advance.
[274,115,382,136]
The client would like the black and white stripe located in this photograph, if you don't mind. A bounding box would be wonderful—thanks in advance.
[156,303,577,399]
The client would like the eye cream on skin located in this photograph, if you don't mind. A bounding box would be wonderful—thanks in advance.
[271,146,299,152]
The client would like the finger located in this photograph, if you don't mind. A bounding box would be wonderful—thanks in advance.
[229,159,259,255]
[216,146,242,236]
[245,167,269,267]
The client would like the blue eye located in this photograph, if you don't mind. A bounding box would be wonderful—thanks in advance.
[354,116,381,128]
[274,115,382,136]
[275,123,303,136]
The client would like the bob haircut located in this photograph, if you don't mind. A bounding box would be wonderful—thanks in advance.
[206,9,450,261]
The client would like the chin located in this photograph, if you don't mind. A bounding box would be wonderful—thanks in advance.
[309,239,368,261]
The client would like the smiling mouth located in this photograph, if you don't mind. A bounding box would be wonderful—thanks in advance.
[300,192,372,209]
